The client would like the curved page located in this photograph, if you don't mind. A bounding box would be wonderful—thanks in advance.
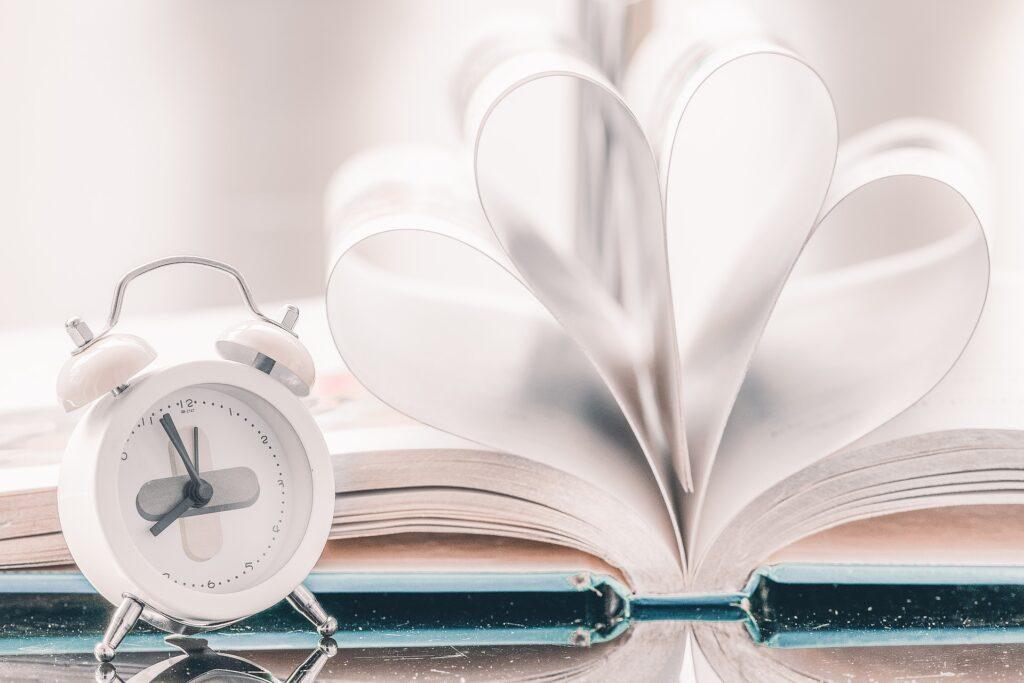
[463,41,688,501]
[692,119,990,560]
[325,145,684,580]
[627,34,839,521]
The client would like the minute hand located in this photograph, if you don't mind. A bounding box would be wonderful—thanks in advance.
[159,414,202,487]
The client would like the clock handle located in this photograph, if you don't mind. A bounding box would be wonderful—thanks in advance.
[98,256,288,349]
[57,255,314,410]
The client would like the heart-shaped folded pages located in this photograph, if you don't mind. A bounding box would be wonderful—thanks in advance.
[326,33,989,570]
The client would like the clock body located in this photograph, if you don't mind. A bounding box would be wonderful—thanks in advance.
[58,360,334,626]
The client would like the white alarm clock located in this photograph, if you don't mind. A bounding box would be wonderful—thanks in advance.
[56,257,337,663]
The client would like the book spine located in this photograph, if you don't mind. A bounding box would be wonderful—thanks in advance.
[0,571,632,655]
[7,566,1024,653]
[629,592,747,623]
[629,564,1024,649]
[741,563,1024,649]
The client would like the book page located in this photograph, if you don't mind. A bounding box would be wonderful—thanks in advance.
[325,429,685,592]
[853,270,1024,446]
[626,30,838,527]
[315,533,627,582]
[768,504,1024,566]
[690,128,989,562]
[325,132,685,573]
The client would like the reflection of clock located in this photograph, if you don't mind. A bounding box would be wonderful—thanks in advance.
[56,257,337,662]
[95,635,337,683]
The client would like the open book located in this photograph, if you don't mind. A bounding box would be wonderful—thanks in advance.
[317,20,1023,682]
[1,17,1020,683]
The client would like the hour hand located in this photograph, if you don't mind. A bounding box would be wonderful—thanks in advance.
[150,496,195,536]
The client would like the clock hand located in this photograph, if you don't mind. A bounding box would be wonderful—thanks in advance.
[150,493,195,536]
[154,415,212,538]
[193,425,199,471]
[159,414,204,489]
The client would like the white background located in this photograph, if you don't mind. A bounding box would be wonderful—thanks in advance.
[0,0,1020,329]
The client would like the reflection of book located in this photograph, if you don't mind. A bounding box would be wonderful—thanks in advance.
[1,30,1020,683]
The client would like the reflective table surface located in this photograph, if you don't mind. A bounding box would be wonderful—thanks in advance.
[0,638,656,682]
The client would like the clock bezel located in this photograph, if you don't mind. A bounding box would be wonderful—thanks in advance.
[58,360,334,624]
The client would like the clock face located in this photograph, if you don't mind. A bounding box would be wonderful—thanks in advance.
[116,383,314,594]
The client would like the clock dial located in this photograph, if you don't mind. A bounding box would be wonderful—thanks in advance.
[116,383,314,594]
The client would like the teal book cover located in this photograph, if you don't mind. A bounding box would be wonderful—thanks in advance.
[4,565,1024,653]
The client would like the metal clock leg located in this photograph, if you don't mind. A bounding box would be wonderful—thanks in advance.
[286,584,338,636]
[94,595,144,662]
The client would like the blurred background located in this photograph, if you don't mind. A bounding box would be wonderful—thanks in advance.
[0,0,1021,330]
